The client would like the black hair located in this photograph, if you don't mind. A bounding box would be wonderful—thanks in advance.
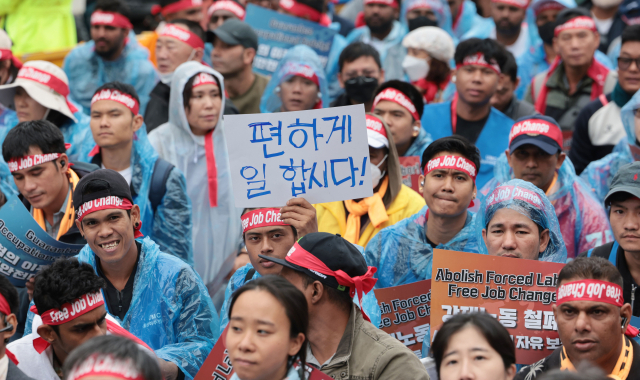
[229,276,308,376]
[183,72,222,110]
[555,7,591,28]
[0,275,19,317]
[338,42,382,73]
[454,38,509,73]
[557,257,624,288]
[169,18,206,42]
[537,364,609,380]
[421,135,481,175]
[431,312,515,379]
[2,120,66,163]
[502,49,518,83]
[93,82,141,113]
[375,80,425,120]
[605,191,635,209]
[301,273,352,313]
[62,335,162,380]
[295,0,324,14]
[621,24,640,45]
[94,0,131,19]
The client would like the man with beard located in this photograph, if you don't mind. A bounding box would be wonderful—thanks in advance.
[63,0,158,115]
[346,0,407,81]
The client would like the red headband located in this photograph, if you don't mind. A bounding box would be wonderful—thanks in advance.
[279,0,332,26]
[67,355,144,380]
[0,48,22,69]
[90,11,133,29]
[208,1,246,20]
[33,292,105,326]
[534,1,564,15]
[424,155,477,180]
[0,293,11,316]
[193,72,219,88]
[557,279,624,307]
[91,89,140,115]
[159,24,205,50]
[241,208,289,234]
[407,0,440,12]
[509,118,563,147]
[8,153,63,173]
[366,114,389,148]
[285,242,377,321]
[491,0,529,9]
[152,0,203,16]
[487,185,544,209]
[373,88,420,121]
[457,52,501,74]
[363,0,400,8]
[554,16,597,36]
[281,62,320,87]
[17,66,78,113]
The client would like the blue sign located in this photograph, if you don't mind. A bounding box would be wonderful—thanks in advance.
[244,4,336,76]
[0,196,84,287]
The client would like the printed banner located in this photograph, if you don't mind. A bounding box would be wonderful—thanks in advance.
[195,327,332,380]
[225,105,373,207]
[431,249,565,364]
[398,156,421,193]
[244,4,337,76]
[375,280,431,357]
[0,196,84,287]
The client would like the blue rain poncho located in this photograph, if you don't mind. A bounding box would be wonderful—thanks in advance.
[365,206,479,289]
[260,45,331,113]
[76,128,193,265]
[581,88,640,203]
[404,127,432,157]
[346,21,408,81]
[24,238,219,379]
[63,34,158,116]
[148,62,243,288]
[476,179,568,263]
[400,0,454,38]
[452,0,488,40]
[0,106,17,196]
[480,153,611,259]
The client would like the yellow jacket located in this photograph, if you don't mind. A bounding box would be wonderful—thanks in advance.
[138,31,159,67]
[315,184,426,248]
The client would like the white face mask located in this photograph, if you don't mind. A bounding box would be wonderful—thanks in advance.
[402,55,430,82]
[371,154,388,188]
[592,0,623,8]
[158,71,174,84]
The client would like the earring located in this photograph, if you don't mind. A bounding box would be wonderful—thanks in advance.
[452,75,457,83]
[135,222,140,228]
[413,126,420,132]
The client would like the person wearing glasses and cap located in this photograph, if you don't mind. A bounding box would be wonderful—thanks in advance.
[262,232,430,380]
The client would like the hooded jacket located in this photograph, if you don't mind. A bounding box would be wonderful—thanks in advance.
[480,153,611,259]
[63,35,158,116]
[404,128,432,157]
[148,62,243,287]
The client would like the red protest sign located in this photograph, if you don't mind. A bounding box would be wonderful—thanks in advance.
[398,156,422,193]
[430,249,564,364]
[195,327,333,380]
[374,280,431,357]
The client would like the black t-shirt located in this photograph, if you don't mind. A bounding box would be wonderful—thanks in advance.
[96,241,141,320]
[455,113,489,144]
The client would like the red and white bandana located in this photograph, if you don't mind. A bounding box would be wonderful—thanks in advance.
[67,355,144,380]
[35,292,105,326]
[281,62,320,87]
[457,52,501,74]
[159,24,205,50]
[424,155,477,180]
[193,72,218,88]
[491,0,529,8]
[152,0,203,16]
[508,118,563,147]
[406,0,441,13]
[363,0,399,8]
[241,208,289,234]
[279,0,332,26]
[8,153,63,173]
[373,88,420,121]
[0,48,22,69]
[533,0,564,16]
[90,11,133,29]
[17,66,78,113]
[486,185,544,209]
[554,16,597,36]
[557,279,624,307]
[77,196,131,221]
[91,89,140,115]
[366,114,389,148]
[208,0,246,20]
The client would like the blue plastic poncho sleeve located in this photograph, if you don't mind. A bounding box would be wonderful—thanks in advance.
[218,263,259,335]
[326,34,348,102]
[151,167,194,265]
[61,111,96,161]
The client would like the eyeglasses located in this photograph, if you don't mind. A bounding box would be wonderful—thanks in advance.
[617,57,640,71]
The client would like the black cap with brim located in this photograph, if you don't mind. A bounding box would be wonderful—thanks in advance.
[72,169,134,213]
[604,186,640,206]
[509,134,561,155]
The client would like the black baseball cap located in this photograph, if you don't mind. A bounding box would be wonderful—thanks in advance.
[604,162,640,206]
[73,169,134,214]
[509,115,563,155]
[210,19,258,50]
[259,232,369,293]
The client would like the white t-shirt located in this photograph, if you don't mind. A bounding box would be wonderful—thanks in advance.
[490,23,529,58]
[592,13,614,35]
[101,164,132,185]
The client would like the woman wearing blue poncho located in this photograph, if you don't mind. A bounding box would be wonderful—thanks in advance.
[260,45,330,114]
[477,179,568,263]
[581,89,640,203]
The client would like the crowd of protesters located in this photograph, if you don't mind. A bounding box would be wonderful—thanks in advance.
[1,0,640,378]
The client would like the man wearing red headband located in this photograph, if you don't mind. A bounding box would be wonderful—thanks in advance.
[525,8,616,143]
[0,276,33,379]
[516,257,640,380]
[422,38,514,188]
[63,0,158,116]
[207,0,246,30]
[265,232,430,380]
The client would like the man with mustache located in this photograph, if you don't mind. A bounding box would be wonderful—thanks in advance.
[481,115,611,259]
[583,162,640,318]
[516,256,640,380]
